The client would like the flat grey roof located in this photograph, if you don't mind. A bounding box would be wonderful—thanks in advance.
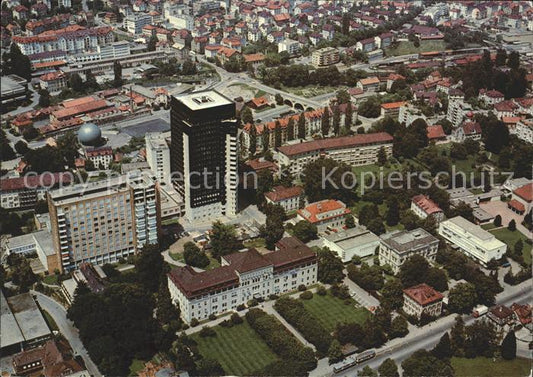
[445,216,493,241]
[175,90,232,110]
[1,291,25,349]
[6,233,36,250]
[380,228,438,253]
[2,293,51,349]
[34,230,55,257]
[323,227,380,249]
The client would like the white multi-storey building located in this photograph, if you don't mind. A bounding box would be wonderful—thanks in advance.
[278,38,301,55]
[85,146,113,170]
[438,216,507,266]
[264,185,303,212]
[47,172,160,272]
[123,14,152,35]
[509,119,533,144]
[403,283,443,320]
[411,194,445,223]
[145,132,171,184]
[379,228,440,275]
[168,237,317,323]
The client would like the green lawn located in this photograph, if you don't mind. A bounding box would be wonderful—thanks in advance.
[481,223,497,231]
[42,309,59,331]
[490,228,532,265]
[42,274,59,285]
[128,358,145,376]
[301,293,371,332]
[281,85,347,98]
[168,252,220,270]
[451,357,531,377]
[169,252,184,262]
[192,322,279,375]
[243,238,266,248]
[385,39,447,56]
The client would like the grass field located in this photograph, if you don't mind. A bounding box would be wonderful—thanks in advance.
[301,293,371,332]
[42,274,59,285]
[385,40,447,56]
[42,309,59,331]
[451,357,531,377]
[192,322,279,375]
[243,238,266,248]
[490,228,532,265]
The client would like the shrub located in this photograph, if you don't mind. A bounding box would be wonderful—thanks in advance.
[219,319,233,328]
[317,286,327,296]
[190,318,199,327]
[199,326,217,337]
[231,313,243,324]
[298,284,307,292]
[248,298,259,307]
[269,294,279,300]
[208,313,217,320]
[300,291,313,300]
[236,304,246,311]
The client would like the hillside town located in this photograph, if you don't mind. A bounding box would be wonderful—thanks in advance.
[1,0,532,377]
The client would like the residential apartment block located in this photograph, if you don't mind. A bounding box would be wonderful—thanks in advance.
[438,216,507,266]
[311,47,339,67]
[275,132,393,176]
[411,194,444,223]
[170,90,238,222]
[297,199,350,234]
[264,185,303,212]
[403,283,443,320]
[145,132,171,184]
[379,228,439,274]
[47,172,160,272]
[168,237,317,323]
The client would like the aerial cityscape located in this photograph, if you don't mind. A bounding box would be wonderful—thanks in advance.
[0,0,532,376]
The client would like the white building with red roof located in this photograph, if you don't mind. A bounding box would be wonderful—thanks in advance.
[411,194,444,223]
[264,185,303,212]
[403,283,443,320]
[297,199,350,234]
[478,89,504,106]
[168,237,317,323]
[39,71,67,93]
[511,183,532,214]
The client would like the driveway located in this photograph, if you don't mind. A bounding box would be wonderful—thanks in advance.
[343,273,380,310]
[480,200,532,238]
[32,291,102,377]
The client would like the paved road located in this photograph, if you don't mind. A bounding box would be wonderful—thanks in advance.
[5,86,40,117]
[32,291,102,377]
[343,274,380,310]
[311,279,533,377]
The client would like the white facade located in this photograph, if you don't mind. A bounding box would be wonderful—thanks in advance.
[438,216,507,266]
[510,120,533,144]
[278,39,300,55]
[124,14,152,35]
[145,132,171,184]
[322,227,380,262]
[58,0,71,8]
[379,228,440,275]
[398,104,427,126]
[98,41,131,60]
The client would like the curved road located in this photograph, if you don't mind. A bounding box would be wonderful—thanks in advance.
[32,291,102,377]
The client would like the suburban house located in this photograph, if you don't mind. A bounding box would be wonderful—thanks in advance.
[264,185,303,212]
[403,283,443,320]
[411,194,445,223]
[297,199,351,234]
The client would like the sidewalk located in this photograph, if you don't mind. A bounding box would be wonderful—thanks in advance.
[343,274,380,310]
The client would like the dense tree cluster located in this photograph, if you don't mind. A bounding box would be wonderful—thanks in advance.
[183,241,209,268]
[261,65,373,88]
[316,247,345,284]
[398,255,448,292]
[210,221,241,259]
[347,263,384,291]
[301,158,357,204]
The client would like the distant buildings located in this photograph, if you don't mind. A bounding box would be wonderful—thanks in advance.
[1,74,28,106]
[379,228,440,274]
[123,13,152,35]
[145,132,171,184]
[438,216,507,266]
[170,90,238,222]
[511,183,532,215]
[322,227,380,262]
[278,38,300,55]
[403,283,443,320]
[168,237,317,323]
[47,172,160,272]
[275,132,393,176]
[311,47,339,67]
[411,195,444,223]
[297,199,350,234]
[3,230,55,273]
[264,185,303,212]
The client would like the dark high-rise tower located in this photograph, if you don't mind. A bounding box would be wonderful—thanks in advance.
[170,90,238,222]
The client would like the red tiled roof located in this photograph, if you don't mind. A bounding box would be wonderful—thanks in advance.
[243,53,265,63]
[298,199,350,224]
[52,99,110,119]
[427,125,446,140]
[511,303,532,325]
[489,305,514,319]
[412,194,442,215]
[223,248,271,273]
[248,96,269,107]
[86,146,113,157]
[403,283,443,306]
[381,101,407,110]
[513,183,533,203]
[359,76,380,86]
[245,158,278,172]
[265,186,303,202]
[1,172,71,191]
[277,132,393,157]
[508,199,525,212]
[462,122,481,135]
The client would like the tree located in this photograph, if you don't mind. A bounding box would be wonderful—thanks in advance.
[367,218,385,236]
[401,350,453,377]
[0,129,16,161]
[10,256,37,292]
[147,35,158,51]
[84,70,99,90]
[377,146,388,166]
[337,89,350,104]
[426,268,448,292]
[514,239,523,257]
[183,241,209,268]
[262,204,285,249]
[358,97,381,118]
[135,244,166,293]
[448,282,477,313]
[347,263,384,291]
[156,279,180,326]
[493,215,502,227]
[398,255,430,288]
[262,129,270,152]
[358,366,377,377]
[507,51,520,70]
[317,247,344,284]
[292,221,318,243]
[400,210,420,231]
[5,44,32,80]
[287,118,295,141]
[275,93,283,105]
[274,121,282,148]
[196,358,225,376]
[345,215,355,229]
[297,113,306,139]
[378,358,399,377]
[432,332,452,359]
[14,140,29,155]
[385,198,399,226]
[210,221,240,259]
[332,106,341,136]
[358,203,379,227]
[450,316,465,356]
[501,330,516,360]
[508,219,516,231]
[344,102,353,132]
[381,279,404,310]
[321,107,330,136]
[241,106,253,125]
[69,73,84,92]
[389,315,408,339]
[38,89,51,107]
[328,339,343,364]
[335,322,364,345]
[464,321,498,358]
[301,158,356,204]
[248,124,257,157]
[495,49,507,66]
[113,61,123,87]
